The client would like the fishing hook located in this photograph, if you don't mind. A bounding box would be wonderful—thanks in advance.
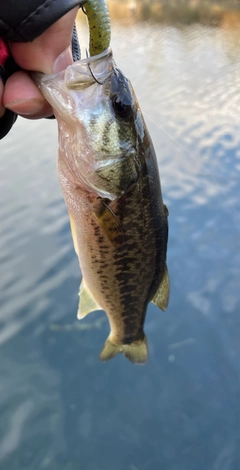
[86,48,104,85]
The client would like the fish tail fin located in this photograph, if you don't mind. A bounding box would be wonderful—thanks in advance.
[122,336,148,364]
[99,339,121,362]
[99,335,148,364]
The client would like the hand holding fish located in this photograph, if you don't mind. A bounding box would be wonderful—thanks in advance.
[1,7,79,122]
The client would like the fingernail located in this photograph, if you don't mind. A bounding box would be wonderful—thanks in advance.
[5,98,45,115]
[52,47,73,73]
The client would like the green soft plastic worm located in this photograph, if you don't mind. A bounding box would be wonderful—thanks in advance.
[84,0,111,56]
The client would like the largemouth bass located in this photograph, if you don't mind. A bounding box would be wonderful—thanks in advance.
[36,49,169,364]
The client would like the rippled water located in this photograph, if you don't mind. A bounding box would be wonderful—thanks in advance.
[0,6,240,470]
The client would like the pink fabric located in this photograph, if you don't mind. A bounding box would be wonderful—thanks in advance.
[0,38,10,67]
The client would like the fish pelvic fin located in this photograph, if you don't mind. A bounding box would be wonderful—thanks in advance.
[151,263,170,311]
[99,335,148,364]
[77,278,102,319]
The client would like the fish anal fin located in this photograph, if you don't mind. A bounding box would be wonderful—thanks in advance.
[99,335,148,365]
[94,199,125,246]
[77,278,102,319]
[151,264,170,311]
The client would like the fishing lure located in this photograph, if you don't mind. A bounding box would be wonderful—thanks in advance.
[84,0,111,56]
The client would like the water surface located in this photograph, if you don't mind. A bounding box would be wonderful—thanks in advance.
[0,3,239,469]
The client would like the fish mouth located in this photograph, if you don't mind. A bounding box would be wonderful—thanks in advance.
[65,48,115,90]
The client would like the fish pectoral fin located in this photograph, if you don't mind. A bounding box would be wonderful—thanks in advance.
[94,199,125,246]
[69,213,79,256]
[151,264,170,311]
[77,278,102,319]
[99,335,148,364]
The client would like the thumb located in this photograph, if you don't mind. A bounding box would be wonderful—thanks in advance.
[9,7,79,74]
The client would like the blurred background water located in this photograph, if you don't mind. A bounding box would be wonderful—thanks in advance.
[0,1,240,469]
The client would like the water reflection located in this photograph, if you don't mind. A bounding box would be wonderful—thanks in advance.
[0,2,240,470]
[107,0,240,27]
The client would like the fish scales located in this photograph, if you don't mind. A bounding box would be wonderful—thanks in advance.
[59,162,166,345]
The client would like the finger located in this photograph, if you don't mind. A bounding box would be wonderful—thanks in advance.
[9,7,78,74]
[0,81,5,118]
[3,71,52,119]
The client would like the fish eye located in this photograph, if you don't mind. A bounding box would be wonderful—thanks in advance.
[111,95,133,119]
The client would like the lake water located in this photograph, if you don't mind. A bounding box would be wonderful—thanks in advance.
[0,3,239,469]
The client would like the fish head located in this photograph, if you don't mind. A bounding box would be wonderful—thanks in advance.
[36,51,147,200]
[83,66,147,199]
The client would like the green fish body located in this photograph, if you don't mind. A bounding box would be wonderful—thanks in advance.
[37,51,169,363]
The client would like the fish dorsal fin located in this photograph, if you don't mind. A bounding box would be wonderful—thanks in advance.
[151,264,170,311]
[94,199,125,246]
[77,278,102,319]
